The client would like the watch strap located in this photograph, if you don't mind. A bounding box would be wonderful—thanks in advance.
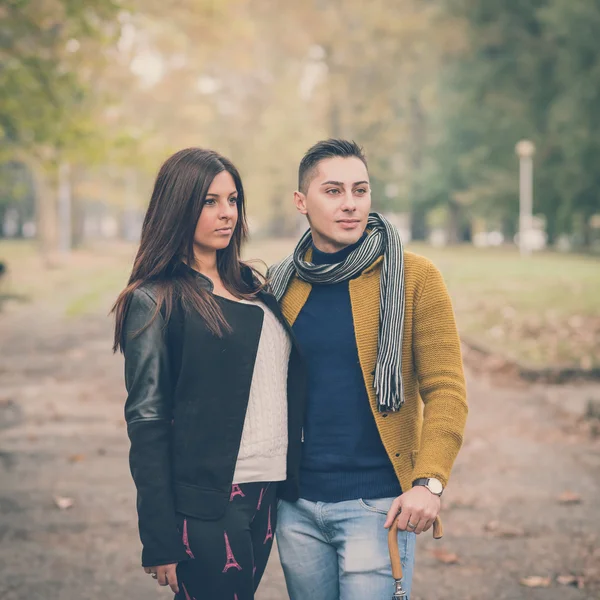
[412,477,443,496]
[412,478,430,487]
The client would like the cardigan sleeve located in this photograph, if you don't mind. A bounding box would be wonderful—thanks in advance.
[411,261,468,488]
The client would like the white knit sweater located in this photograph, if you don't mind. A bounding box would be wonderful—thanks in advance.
[232,300,290,484]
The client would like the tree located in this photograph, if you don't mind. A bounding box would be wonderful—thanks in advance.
[0,0,121,257]
[424,0,600,245]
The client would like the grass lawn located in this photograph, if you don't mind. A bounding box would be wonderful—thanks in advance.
[407,243,600,370]
[0,239,135,317]
[1,238,598,370]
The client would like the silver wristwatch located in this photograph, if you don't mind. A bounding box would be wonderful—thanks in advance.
[412,477,444,496]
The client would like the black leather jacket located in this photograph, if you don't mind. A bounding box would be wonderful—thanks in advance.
[123,265,306,567]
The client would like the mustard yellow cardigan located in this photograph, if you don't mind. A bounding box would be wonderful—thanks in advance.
[279,250,468,493]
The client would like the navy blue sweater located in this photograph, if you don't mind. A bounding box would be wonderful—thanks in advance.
[293,236,402,502]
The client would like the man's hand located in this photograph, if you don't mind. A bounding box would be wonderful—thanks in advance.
[384,486,441,535]
[144,563,180,594]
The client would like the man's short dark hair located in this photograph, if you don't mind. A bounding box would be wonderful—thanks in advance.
[298,139,368,194]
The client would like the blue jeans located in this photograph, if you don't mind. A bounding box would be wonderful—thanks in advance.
[277,497,416,600]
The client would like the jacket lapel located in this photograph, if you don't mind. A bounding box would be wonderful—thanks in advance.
[277,248,313,327]
[280,277,312,327]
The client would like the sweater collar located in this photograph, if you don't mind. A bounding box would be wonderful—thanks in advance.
[311,231,368,265]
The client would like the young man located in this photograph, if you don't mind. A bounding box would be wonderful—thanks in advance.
[269,139,468,600]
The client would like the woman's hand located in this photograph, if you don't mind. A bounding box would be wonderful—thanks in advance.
[144,563,180,594]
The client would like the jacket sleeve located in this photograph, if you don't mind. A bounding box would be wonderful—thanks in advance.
[412,261,468,488]
[123,288,191,567]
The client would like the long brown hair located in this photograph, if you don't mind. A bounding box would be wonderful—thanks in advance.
[112,148,263,352]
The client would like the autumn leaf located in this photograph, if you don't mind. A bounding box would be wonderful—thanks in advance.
[68,454,86,463]
[557,491,582,505]
[53,495,75,510]
[557,575,584,588]
[519,576,551,588]
[431,548,460,564]
[483,520,526,538]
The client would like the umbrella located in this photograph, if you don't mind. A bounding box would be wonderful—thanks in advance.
[388,515,443,599]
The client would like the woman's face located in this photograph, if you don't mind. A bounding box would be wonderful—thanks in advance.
[194,170,239,254]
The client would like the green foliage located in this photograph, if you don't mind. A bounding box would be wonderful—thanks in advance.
[0,0,121,159]
[422,0,600,242]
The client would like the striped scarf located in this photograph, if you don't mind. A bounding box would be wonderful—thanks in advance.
[269,212,406,412]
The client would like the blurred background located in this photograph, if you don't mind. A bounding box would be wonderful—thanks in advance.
[0,1,599,599]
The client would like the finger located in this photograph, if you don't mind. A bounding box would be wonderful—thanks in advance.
[167,567,180,594]
[157,567,168,587]
[384,497,402,528]
[396,508,411,531]
[422,518,434,533]
[414,517,427,535]
[143,567,152,574]
[406,511,420,533]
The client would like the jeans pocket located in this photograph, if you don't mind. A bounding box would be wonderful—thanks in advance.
[357,498,391,515]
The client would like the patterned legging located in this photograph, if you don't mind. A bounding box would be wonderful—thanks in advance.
[174,481,278,600]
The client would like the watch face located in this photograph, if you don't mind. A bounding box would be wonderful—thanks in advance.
[428,478,443,495]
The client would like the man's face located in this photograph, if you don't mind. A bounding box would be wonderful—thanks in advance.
[294,156,371,253]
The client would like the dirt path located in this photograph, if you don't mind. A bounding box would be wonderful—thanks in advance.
[1,300,598,600]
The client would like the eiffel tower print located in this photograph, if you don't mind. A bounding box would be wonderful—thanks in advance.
[256,486,265,510]
[181,582,196,600]
[223,531,242,573]
[230,484,245,501]
[256,482,269,510]
[263,505,273,544]
[182,518,195,559]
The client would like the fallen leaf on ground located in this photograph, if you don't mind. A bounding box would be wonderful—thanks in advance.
[558,491,582,505]
[431,548,460,564]
[53,495,74,510]
[484,520,526,538]
[445,497,477,510]
[68,454,85,463]
[520,576,551,588]
[557,575,584,588]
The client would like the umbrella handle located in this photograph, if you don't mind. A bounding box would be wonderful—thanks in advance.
[388,515,444,580]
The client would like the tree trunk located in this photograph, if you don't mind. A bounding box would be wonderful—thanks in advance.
[410,204,428,241]
[447,201,461,245]
[408,93,429,241]
[31,160,59,267]
[322,43,342,138]
[581,213,593,248]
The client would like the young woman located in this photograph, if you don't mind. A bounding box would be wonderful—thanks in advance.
[112,148,306,600]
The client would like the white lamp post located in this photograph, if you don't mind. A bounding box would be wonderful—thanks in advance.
[515,139,536,256]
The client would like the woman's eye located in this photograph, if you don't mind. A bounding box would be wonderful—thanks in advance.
[356,188,367,194]
[204,198,216,205]
[229,197,238,204]
[326,188,340,195]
